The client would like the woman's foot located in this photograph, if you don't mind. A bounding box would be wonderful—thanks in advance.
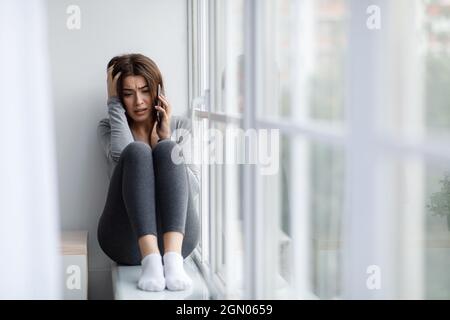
[138,253,165,292]
[163,251,192,291]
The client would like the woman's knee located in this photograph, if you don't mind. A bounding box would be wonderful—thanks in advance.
[153,139,178,155]
[152,139,184,165]
[121,141,153,163]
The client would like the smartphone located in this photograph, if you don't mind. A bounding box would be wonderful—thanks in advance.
[156,84,161,123]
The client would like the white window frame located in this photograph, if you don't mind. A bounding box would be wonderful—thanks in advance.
[188,0,450,299]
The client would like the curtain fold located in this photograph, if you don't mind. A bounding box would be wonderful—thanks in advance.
[0,0,61,299]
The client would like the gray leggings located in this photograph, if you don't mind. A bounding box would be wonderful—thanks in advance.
[97,140,200,265]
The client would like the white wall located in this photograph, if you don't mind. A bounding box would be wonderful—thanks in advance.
[46,0,188,299]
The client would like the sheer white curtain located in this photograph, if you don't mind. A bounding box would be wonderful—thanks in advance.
[0,0,61,299]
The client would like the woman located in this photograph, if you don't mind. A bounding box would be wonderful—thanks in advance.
[96,53,200,292]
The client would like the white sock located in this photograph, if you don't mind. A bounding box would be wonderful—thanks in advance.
[138,253,165,292]
[163,251,192,291]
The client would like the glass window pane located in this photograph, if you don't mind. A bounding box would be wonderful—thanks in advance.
[265,0,348,123]
[205,120,245,297]
[262,135,345,299]
[216,0,244,115]
[373,154,450,299]
[423,0,450,138]
[223,123,245,297]
[310,139,345,298]
[308,0,348,123]
[382,0,450,141]
[425,162,450,299]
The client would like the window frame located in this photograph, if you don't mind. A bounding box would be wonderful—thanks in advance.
[188,0,450,299]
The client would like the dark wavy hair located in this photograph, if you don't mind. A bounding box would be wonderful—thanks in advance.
[107,53,165,125]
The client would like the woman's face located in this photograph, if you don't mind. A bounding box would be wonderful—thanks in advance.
[121,75,152,123]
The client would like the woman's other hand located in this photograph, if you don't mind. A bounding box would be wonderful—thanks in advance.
[107,65,121,99]
[150,124,159,150]
[155,94,172,140]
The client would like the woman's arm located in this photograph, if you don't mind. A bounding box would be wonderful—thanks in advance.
[97,64,134,163]
[106,97,134,161]
[97,99,134,164]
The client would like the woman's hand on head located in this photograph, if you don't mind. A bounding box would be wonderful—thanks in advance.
[155,94,172,140]
[107,65,121,99]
